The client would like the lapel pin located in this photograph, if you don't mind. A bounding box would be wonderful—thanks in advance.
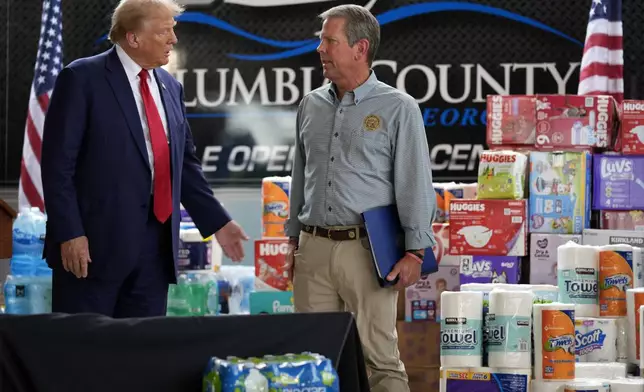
[162,83,167,90]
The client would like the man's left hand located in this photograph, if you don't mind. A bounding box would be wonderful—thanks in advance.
[386,253,422,291]
[214,220,249,262]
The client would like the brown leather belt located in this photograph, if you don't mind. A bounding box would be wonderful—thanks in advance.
[302,225,366,241]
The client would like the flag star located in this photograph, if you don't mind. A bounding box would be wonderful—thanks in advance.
[603,5,607,13]
[44,1,50,9]
[57,34,62,41]
[593,0,602,4]
[38,75,45,84]
[48,28,56,37]
[56,45,61,53]
[45,40,52,48]
[42,14,48,22]
[42,52,50,60]
[51,17,57,25]
[53,57,60,64]
[590,7,595,16]
[53,5,60,13]
[51,68,59,76]
[40,64,48,72]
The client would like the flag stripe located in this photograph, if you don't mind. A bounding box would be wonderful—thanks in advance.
[26,115,43,163]
[579,63,624,82]
[580,47,624,69]
[20,160,44,211]
[583,34,623,53]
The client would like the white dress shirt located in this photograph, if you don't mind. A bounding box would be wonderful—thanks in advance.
[115,44,169,186]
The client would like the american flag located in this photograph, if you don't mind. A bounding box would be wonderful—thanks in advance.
[18,0,63,212]
[577,0,623,103]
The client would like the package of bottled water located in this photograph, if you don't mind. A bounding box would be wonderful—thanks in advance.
[166,270,220,317]
[3,275,52,314]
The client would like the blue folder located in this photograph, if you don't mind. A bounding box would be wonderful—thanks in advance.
[361,204,439,288]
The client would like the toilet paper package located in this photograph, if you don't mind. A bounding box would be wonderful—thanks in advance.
[440,367,531,392]
[557,241,599,317]
[563,379,610,392]
[531,380,567,392]
[610,377,644,392]
[626,288,644,363]
[621,100,644,154]
[593,155,644,211]
[574,317,618,362]
[599,244,644,317]
[459,256,521,285]
[476,150,528,199]
[528,151,592,234]
[530,234,582,285]
[575,362,628,379]
[486,289,533,368]
[261,176,291,238]
[534,302,575,381]
[440,291,484,367]
[449,199,528,256]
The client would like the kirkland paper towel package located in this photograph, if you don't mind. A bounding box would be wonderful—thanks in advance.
[458,256,521,285]
[626,288,644,364]
[449,199,527,256]
[583,228,644,248]
[534,94,618,150]
[599,244,644,317]
[593,155,644,210]
[440,291,484,367]
[486,94,536,146]
[486,289,533,368]
[439,367,531,392]
[620,100,644,155]
[530,233,582,285]
[405,265,460,322]
[254,239,291,292]
[600,210,644,230]
[528,151,592,234]
[261,176,290,238]
[534,302,576,381]
[476,150,528,199]
[557,241,599,317]
[575,317,618,362]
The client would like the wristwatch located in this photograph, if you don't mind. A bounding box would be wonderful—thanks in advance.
[407,249,424,263]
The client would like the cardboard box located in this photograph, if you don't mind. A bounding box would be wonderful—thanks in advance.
[486,95,536,146]
[620,100,644,154]
[396,321,440,367]
[449,199,528,256]
[534,94,618,150]
[405,265,460,322]
[249,291,294,314]
[459,255,521,284]
[583,228,644,247]
[599,210,644,231]
[432,223,459,267]
[593,155,644,210]
[408,366,440,392]
[529,233,581,285]
[254,238,291,291]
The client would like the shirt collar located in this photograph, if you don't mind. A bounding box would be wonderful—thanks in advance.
[327,69,378,105]
[115,44,150,83]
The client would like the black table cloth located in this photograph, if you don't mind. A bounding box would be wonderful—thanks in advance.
[0,311,369,392]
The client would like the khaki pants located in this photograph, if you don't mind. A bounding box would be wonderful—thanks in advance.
[293,229,409,392]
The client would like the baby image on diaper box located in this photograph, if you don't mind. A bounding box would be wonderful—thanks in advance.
[458,255,521,284]
[405,265,459,322]
[254,239,292,292]
[528,151,592,234]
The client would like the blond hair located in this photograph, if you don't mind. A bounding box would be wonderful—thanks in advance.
[108,0,184,43]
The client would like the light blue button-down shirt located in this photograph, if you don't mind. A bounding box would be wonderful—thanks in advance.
[285,71,437,250]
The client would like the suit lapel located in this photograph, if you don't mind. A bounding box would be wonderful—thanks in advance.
[154,70,178,174]
[104,47,150,170]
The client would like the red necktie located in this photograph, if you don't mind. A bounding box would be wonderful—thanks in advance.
[139,69,172,223]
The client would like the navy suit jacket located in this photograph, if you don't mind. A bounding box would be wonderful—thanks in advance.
[41,46,231,280]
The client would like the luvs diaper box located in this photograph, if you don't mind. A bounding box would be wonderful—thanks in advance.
[528,151,592,234]
[448,199,527,256]
[459,255,521,284]
[593,155,644,210]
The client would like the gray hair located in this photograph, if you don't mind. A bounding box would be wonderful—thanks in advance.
[109,0,184,43]
[319,5,380,66]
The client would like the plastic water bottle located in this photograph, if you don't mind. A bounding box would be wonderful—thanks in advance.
[29,276,52,314]
[12,207,42,257]
[4,275,31,314]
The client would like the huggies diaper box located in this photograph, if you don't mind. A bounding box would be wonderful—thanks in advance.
[528,151,592,234]
[593,154,644,210]
[620,100,644,154]
[486,95,536,146]
[254,239,292,291]
[449,199,528,256]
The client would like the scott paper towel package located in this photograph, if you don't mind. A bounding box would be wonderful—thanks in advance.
[486,289,533,368]
[593,155,644,211]
[626,288,644,364]
[557,241,599,317]
[530,233,582,285]
[476,150,528,199]
[261,176,290,238]
[528,151,592,234]
[599,244,644,317]
[440,367,531,392]
[574,317,618,362]
[440,291,484,367]
[458,256,521,285]
[533,302,575,381]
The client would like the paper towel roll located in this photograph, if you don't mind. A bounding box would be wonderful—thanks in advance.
[440,291,484,367]
[563,380,610,392]
[531,380,568,392]
[611,377,644,392]
[558,241,599,317]
[261,176,291,238]
[626,288,644,364]
[574,317,618,362]
[599,244,643,317]
[575,362,628,379]
[534,302,576,380]
[487,289,533,368]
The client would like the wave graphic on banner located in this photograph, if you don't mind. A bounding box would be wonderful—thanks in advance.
[96,2,583,58]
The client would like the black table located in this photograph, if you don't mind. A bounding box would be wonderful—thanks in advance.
[0,311,369,392]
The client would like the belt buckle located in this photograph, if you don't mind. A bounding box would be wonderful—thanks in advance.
[327,229,333,240]
[348,228,357,239]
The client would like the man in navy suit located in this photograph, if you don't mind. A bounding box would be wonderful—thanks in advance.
[40,0,248,318]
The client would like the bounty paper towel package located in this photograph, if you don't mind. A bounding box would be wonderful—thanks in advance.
[440,367,531,392]
[533,302,576,381]
[476,150,528,199]
[261,176,291,238]
[254,238,291,291]
[620,100,644,155]
[600,210,644,231]
[575,317,618,362]
[534,94,618,150]
[557,241,599,317]
[405,265,459,322]
[440,291,484,367]
[449,199,527,256]
[486,94,536,146]
[593,155,644,210]
[529,151,592,234]
[458,256,521,284]
[530,233,582,285]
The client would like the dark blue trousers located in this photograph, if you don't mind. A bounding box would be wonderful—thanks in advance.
[51,203,174,318]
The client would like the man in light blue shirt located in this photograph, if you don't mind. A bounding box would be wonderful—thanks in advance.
[285,5,437,391]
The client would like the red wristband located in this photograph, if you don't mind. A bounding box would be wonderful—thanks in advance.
[406,251,423,264]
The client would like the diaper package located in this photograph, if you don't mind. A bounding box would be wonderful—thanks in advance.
[477,150,528,199]
[593,154,644,211]
[620,100,644,155]
[203,353,339,392]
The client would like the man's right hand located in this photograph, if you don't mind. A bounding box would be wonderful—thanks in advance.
[286,237,298,281]
[61,236,91,278]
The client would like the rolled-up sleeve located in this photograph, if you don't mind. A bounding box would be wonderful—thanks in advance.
[285,99,307,238]
[393,97,437,250]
